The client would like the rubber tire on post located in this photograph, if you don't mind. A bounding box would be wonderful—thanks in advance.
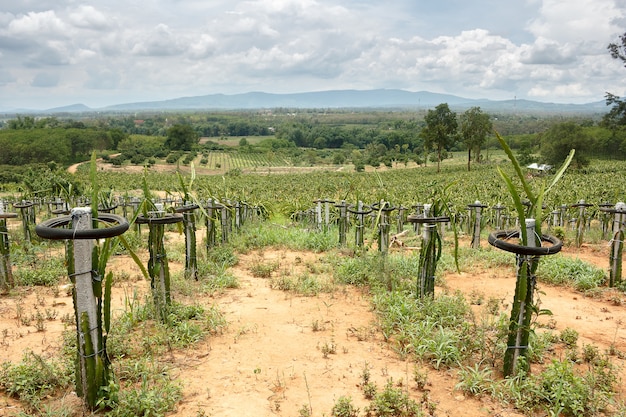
[406,214,450,224]
[35,213,130,240]
[174,204,199,213]
[0,213,18,219]
[205,202,225,210]
[347,204,373,215]
[135,213,184,225]
[488,230,562,256]
[13,201,34,209]
[370,202,397,212]
[98,204,118,213]
[599,207,626,215]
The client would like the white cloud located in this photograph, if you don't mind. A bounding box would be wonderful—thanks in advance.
[68,6,111,31]
[1,0,625,108]
[520,38,576,65]
[7,10,67,37]
[130,24,186,56]
[188,34,218,59]
[527,0,621,43]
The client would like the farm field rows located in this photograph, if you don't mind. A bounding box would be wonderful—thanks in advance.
[1,157,626,416]
[196,151,292,171]
[74,158,626,217]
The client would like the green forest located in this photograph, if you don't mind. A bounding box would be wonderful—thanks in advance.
[1,105,625,191]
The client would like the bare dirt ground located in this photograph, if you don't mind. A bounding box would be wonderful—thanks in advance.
[0,235,625,416]
[68,158,424,177]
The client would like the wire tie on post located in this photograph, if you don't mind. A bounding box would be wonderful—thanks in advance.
[78,347,105,359]
[69,269,98,278]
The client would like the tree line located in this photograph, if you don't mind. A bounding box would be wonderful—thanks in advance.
[0,127,114,165]
[2,103,626,173]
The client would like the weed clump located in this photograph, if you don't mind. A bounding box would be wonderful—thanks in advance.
[0,351,71,411]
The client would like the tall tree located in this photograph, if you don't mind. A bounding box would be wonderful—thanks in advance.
[604,33,626,127]
[540,121,590,168]
[165,124,198,151]
[460,107,492,171]
[421,103,458,172]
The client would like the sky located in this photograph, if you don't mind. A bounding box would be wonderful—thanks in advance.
[1,0,626,110]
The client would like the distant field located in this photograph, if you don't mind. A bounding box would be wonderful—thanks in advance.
[199,136,273,147]
[194,151,291,170]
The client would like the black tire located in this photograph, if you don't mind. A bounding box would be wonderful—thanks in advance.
[0,213,18,219]
[406,214,450,224]
[347,204,373,215]
[370,202,397,212]
[488,230,562,255]
[13,201,34,209]
[174,204,199,213]
[35,213,129,240]
[98,204,118,213]
[135,213,184,225]
[599,207,626,214]
[205,202,225,210]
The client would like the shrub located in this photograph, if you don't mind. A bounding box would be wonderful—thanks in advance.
[364,380,421,417]
[331,396,360,417]
[14,257,65,286]
[560,327,579,348]
[0,352,71,410]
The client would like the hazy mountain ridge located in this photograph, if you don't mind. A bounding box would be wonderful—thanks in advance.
[1,89,608,114]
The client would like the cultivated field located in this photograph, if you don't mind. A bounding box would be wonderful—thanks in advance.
[1,157,626,416]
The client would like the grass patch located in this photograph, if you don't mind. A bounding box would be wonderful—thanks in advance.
[537,255,606,291]
[0,351,72,411]
[13,257,66,287]
[230,219,337,253]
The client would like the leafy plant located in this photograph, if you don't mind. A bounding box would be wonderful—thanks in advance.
[560,327,579,348]
[0,352,71,411]
[416,182,459,298]
[108,373,182,417]
[455,364,495,396]
[364,380,421,417]
[249,260,279,278]
[13,257,65,286]
[494,132,574,377]
[331,396,360,417]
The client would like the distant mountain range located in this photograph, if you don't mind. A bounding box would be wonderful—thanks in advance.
[2,89,609,114]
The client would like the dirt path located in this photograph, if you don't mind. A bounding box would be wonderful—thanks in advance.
[67,162,82,174]
[172,250,522,417]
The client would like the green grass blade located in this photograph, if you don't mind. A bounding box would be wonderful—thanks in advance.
[118,234,150,280]
[104,271,113,333]
[545,149,575,194]
[496,131,535,205]
[89,152,99,221]
[497,166,527,244]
